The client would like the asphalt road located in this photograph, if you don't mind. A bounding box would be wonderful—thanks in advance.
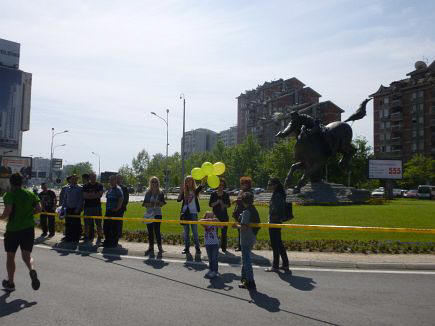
[1,242,434,326]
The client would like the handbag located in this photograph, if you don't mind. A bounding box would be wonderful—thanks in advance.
[143,194,157,224]
[180,205,191,225]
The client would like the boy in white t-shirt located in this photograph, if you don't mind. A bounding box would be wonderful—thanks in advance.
[200,212,221,279]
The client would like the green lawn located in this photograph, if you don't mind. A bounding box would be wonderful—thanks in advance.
[113,198,435,242]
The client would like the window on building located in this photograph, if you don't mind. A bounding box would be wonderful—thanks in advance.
[419,116,424,124]
[418,90,424,98]
[383,108,389,117]
[411,105,417,114]
[380,122,384,129]
[381,146,386,152]
[386,145,391,152]
[386,121,391,129]
[419,129,424,137]
[412,92,417,99]
[384,97,389,104]
[379,110,383,118]
[418,104,424,113]
[412,143,417,152]
[386,133,391,140]
[419,143,424,150]
[380,134,384,141]
[412,130,417,138]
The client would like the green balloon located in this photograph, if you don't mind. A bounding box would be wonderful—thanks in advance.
[207,175,220,188]
[191,167,205,180]
[201,162,214,176]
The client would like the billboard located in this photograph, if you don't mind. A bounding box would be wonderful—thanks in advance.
[0,67,32,149]
[368,159,403,179]
[0,156,32,179]
[52,158,63,170]
[0,38,20,69]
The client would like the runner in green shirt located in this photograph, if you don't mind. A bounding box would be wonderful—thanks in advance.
[1,173,42,292]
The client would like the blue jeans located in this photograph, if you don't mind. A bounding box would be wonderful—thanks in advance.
[206,244,219,272]
[241,244,254,282]
[183,213,200,250]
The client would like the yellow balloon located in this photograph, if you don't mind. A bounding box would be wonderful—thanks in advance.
[201,162,214,176]
[207,175,220,188]
[213,162,226,175]
[191,167,205,180]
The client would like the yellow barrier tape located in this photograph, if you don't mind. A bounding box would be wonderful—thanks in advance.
[36,212,435,234]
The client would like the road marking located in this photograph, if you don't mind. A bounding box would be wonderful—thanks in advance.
[13,239,435,276]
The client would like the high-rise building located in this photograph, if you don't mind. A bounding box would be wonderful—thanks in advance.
[218,126,237,147]
[181,128,217,157]
[0,38,32,157]
[371,60,435,161]
[237,77,343,148]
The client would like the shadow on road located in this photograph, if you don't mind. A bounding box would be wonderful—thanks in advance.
[0,290,37,317]
[278,272,316,291]
[85,255,339,325]
[144,258,169,269]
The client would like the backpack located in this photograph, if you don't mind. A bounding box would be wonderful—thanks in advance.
[281,201,294,222]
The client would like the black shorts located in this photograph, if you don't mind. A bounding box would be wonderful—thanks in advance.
[4,227,35,253]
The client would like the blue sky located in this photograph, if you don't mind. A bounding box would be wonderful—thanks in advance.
[1,0,434,171]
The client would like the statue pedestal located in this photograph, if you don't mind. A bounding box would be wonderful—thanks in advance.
[286,182,370,205]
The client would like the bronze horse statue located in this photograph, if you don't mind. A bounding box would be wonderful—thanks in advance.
[276,98,371,193]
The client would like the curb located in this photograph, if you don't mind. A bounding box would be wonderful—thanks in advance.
[1,229,435,271]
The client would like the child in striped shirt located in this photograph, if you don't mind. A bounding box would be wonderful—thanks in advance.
[200,211,221,279]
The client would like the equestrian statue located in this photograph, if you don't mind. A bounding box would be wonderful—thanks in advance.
[276,98,372,193]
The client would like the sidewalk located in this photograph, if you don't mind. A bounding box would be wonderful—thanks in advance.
[1,220,435,270]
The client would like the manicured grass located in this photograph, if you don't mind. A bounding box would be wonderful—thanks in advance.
[113,198,435,242]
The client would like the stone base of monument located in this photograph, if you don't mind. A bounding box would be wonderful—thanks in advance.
[286,182,370,205]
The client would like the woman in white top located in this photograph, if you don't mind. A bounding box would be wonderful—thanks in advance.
[177,176,205,256]
[142,176,166,257]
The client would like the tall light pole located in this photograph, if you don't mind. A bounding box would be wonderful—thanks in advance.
[180,93,186,181]
[91,151,101,180]
[50,128,68,184]
[151,109,169,190]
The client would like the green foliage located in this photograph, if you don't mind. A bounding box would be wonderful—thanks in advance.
[63,162,93,178]
[400,154,435,189]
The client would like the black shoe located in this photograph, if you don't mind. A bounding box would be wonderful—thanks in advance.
[41,232,48,237]
[182,248,190,254]
[2,279,15,292]
[222,248,227,253]
[48,233,55,238]
[195,248,201,256]
[280,266,292,274]
[238,278,247,288]
[30,270,40,290]
[246,280,256,291]
[145,248,154,256]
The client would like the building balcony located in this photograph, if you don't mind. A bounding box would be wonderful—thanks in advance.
[390,112,403,121]
[391,99,402,109]
[390,137,401,145]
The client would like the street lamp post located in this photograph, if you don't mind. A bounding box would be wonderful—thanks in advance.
[180,94,186,181]
[50,128,68,184]
[151,110,169,191]
[91,151,101,180]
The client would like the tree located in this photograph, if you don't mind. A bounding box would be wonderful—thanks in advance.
[63,162,93,179]
[264,138,297,182]
[118,164,137,186]
[131,150,150,187]
[400,154,435,189]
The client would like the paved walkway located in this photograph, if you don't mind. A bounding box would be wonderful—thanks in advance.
[1,220,434,270]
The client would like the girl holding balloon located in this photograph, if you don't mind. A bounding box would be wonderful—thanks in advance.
[178,175,206,256]
[180,162,227,257]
